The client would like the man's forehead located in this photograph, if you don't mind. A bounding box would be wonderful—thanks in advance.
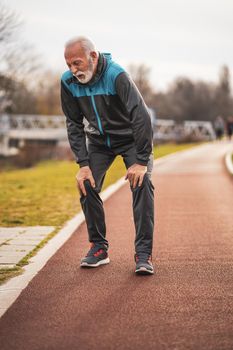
[64,43,86,58]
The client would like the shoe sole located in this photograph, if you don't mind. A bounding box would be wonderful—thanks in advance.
[135,266,154,275]
[80,257,110,268]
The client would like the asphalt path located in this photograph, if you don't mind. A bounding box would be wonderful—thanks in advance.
[0,141,233,350]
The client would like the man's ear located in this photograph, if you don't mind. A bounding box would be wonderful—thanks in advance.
[90,51,98,61]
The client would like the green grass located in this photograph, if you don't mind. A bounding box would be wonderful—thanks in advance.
[0,160,80,227]
[0,142,202,284]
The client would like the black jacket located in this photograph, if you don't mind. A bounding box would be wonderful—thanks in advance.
[61,52,153,167]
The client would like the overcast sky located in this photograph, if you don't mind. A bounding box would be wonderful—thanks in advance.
[5,0,233,90]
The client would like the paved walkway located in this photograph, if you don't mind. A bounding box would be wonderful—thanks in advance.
[0,226,54,268]
[0,141,233,350]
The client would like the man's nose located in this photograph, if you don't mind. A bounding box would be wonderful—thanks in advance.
[70,65,77,74]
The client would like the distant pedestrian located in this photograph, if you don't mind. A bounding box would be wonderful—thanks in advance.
[61,36,155,275]
[226,116,233,140]
[213,115,225,140]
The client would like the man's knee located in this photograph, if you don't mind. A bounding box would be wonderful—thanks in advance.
[83,179,92,189]
[130,173,154,192]
[80,179,101,198]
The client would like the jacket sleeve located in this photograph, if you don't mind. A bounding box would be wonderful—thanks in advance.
[115,72,153,166]
[60,80,89,167]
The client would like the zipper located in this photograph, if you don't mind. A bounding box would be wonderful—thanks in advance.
[91,95,104,135]
[106,134,111,148]
[90,93,111,148]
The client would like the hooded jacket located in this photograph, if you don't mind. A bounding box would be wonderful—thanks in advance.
[61,52,153,167]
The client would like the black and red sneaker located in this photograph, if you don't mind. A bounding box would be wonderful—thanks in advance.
[134,253,154,275]
[80,243,110,268]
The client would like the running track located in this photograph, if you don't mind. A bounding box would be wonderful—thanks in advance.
[0,142,233,350]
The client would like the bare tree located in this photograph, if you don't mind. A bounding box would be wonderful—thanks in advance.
[0,3,42,113]
[219,65,231,95]
[4,43,42,83]
[128,63,155,105]
[0,3,22,69]
[214,65,233,118]
[0,3,20,44]
[151,68,233,123]
[34,71,62,115]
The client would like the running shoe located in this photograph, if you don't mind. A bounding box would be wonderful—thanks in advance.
[134,253,154,275]
[80,243,110,268]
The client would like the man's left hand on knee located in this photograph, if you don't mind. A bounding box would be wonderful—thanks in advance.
[125,164,147,188]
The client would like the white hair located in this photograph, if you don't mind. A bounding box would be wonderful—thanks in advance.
[65,36,97,54]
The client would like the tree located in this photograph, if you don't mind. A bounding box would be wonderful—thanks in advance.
[0,3,21,58]
[34,71,62,115]
[214,65,233,118]
[128,63,155,106]
[0,3,41,114]
[151,77,221,122]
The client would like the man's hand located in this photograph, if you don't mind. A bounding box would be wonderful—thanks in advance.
[125,163,147,188]
[76,166,95,196]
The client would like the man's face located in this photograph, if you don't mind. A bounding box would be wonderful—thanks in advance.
[64,43,97,84]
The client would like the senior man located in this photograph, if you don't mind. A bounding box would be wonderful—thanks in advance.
[61,36,155,275]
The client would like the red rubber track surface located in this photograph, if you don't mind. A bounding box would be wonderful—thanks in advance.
[0,142,233,350]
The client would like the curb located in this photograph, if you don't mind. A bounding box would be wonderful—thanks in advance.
[225,152,233,175]
[0,143,207,318]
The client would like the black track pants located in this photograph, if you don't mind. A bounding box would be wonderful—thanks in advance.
[80,137,154,255]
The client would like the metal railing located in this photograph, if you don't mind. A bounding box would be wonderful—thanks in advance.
[0,114,216,156]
